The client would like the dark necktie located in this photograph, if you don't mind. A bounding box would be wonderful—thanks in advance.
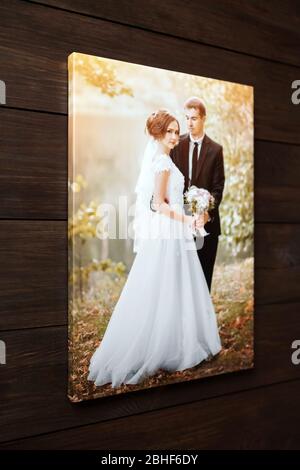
[191,142,199,183]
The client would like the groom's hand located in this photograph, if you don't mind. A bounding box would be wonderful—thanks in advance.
[204,211,210,225]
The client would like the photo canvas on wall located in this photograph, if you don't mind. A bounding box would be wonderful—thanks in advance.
[68,52,254,402]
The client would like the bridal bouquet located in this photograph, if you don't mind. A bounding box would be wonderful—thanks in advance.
[184,186,215,237]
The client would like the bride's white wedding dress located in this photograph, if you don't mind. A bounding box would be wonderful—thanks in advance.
[88,153,221,388]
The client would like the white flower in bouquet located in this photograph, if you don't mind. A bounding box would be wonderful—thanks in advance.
[184,186,215,237]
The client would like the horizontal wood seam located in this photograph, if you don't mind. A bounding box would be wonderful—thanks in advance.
[1,375,299,446]
[22,0,300,70]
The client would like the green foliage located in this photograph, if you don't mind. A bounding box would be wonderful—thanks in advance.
[220,157,253,256]
[68,173,101,244]
[69,174,102,299]
[68,199,100,243]
[68,174,127,299]
[176,76,254,255]
[69,258,127,289]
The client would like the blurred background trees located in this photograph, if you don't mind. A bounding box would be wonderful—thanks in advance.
[69,53,253,271]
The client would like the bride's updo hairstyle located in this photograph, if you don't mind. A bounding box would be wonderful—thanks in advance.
[146,109,180,140]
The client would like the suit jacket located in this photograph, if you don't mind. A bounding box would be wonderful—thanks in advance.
[171,133,225,236]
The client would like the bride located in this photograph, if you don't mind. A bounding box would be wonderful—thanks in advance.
[88,109,222,388]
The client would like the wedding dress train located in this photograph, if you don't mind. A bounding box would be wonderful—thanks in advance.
[88,154,221,387]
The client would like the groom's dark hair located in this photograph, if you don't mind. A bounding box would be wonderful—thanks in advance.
[184,97,206,118]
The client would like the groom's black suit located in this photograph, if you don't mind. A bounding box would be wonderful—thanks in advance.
[171,133,225,291]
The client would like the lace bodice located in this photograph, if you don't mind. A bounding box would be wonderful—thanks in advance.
[152,154,185,207]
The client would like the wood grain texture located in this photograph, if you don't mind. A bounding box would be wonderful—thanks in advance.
[0,108,67,219]
[0,301,299,442]
[255,224,300,304]
[255,140,300,223]
[1,378,300,449]
[0,1,299,145]
[0,221,67,330]
[32,0,300,68]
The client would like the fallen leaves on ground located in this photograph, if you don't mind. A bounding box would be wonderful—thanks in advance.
[68,258,254,402]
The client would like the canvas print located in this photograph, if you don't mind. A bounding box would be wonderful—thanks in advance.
[68,52,254,402]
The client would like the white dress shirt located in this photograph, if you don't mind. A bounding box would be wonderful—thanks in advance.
[188,133,211,222]
[188,133,205,183]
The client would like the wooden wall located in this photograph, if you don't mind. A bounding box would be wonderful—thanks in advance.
[0,0,300,449]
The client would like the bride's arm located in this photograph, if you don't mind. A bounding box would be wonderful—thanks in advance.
[152,170,195,227]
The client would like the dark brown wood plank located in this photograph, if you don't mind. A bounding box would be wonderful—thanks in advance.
[0,108,67,219]
[0,221,67,330]
[255,224,300,305]
[0,221,299,331]
[1,106,300,222]
[0,301,299,442]
[0,1,300,144]
[255,141,300,224]
[1,360,299,448]
[33,0,300,68]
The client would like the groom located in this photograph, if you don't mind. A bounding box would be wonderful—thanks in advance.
[171,97,225,291]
